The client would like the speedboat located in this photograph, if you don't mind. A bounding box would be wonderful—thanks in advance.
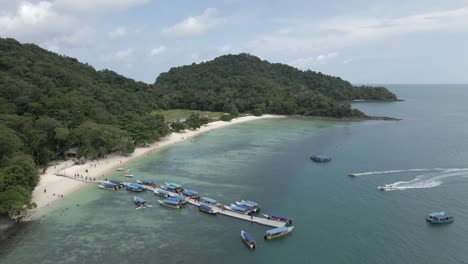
[241,230,256,249]
[348,173,358,177]
[377,184,396,191]
[426,212,454,224]
[264,226,294,240]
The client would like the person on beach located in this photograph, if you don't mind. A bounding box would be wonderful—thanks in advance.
[44,189,46,193]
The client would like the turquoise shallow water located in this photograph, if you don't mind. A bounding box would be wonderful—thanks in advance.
[2,85,468,263]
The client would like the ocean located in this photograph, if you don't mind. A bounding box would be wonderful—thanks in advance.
[2,84,468,264]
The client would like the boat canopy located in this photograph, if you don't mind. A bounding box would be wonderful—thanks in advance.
[230,205,249,212]
[129,183,144,188]
[162,199,180,205]
[243,231,255,243]
[201,197,216,204]
[429,212,450,219]
[103,182,118,187]
[266,226,288,235]
[271,214,290,220]
[182,190,198,196]
[169,195,185,201]
[109,180,123,184]
[243,200,259,207]
[156,189,168,194]
[137,180,154,185]
[199,204,213,211]
[167,182,182,188]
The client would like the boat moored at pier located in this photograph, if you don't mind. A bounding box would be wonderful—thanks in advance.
[264,226,294,240]
[158,198,181,209]
[182,189,199,199]
[263,214,293,224]
[154,189,169,197]
[200,197,217,205]
[126,183,146,192]
[199,204,217,215]
[98,181,119,190]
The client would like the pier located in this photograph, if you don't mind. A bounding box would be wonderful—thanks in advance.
[94,180,287,228]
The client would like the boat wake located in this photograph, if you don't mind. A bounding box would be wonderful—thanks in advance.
[353,167,468,177]
[379,170,468,191]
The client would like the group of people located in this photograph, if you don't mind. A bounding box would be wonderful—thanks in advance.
[74,174,98,182]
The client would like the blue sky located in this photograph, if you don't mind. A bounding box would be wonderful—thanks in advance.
[1,0,468,84]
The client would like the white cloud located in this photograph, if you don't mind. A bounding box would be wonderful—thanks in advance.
[54,0,148,14]
[150,45,167,56]
[109,26,128,39]
[343,58,353,64]
[290,52,339,70]
[162,8,226,38]
[0,0,148,49]
[248,6,468,54]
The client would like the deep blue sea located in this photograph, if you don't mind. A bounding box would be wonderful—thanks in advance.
[2,85,468,264]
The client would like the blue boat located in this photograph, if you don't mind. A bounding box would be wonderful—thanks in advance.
[310,155,331,162]
[98,181,118,190]
[264,226,294,240]
[236,200,260,213]
[200,197,217,205]
[162,182,184,192]
[426,212,454,224]
[263,214,293,224]
[182,189,199,198]
[109,180,125,187]
[126,183,145,192]
[136,179,155,186]
[166,195,187,205]
[158,198,181,209]
[241,230,256,249]
[199,204,217,215]
[227,204,250,214]
[134,196,147,208]
[154,189,169,197]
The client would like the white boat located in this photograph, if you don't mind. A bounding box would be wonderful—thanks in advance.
[124,174,134,178]
[116,168,124,171]
[377,184,396,191]
[348,173,357,177]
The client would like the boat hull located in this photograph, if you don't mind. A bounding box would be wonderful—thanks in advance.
[199,208,217,215]
[264,226,294,240]
[426,218,454,224]
[157,200,181,209]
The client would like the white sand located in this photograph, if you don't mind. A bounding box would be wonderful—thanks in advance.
[27,115,284,219]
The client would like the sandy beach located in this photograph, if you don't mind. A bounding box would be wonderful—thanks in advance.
[27,115,284,220]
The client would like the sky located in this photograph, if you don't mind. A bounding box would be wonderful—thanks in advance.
[1,0,468,84]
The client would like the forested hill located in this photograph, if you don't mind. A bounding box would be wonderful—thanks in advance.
[0,38,169,216]
[154,53,397,116]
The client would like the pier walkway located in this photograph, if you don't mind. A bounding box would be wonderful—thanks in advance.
[98,181,286,228]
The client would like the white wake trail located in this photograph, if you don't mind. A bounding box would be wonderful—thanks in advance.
[382,171,468,191]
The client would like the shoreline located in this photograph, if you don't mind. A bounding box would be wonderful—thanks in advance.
[26,114,285,220]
